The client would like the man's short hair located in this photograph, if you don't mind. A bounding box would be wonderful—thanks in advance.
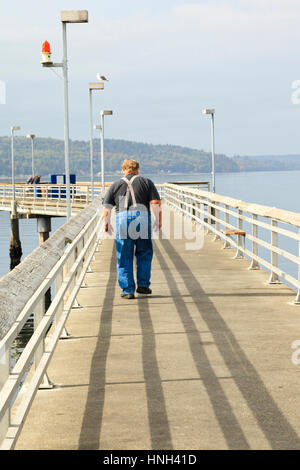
[122,159,140,172]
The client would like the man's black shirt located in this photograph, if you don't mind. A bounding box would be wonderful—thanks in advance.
[103,174,160,212]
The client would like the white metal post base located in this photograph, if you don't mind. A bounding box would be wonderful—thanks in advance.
[268,274,282,285]
[233,251,244,259]
[293,290,300,305]
[60,327,71,340]
[249,260,260,270]
[222,239,231,249]
[39,373,54,390]
[72,298,82,309]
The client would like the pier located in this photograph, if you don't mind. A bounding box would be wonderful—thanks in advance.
[0,182,103,269]
[1,183,300,450]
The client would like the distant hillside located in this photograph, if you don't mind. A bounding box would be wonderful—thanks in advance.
[1,136,300,177]
[0,136,238,177]
[232,154,300,171]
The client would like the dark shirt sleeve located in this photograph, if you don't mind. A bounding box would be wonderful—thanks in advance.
[103,183,116,208]
[148,179,161,201]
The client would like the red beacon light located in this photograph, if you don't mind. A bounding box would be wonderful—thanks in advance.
[41,41,52,64]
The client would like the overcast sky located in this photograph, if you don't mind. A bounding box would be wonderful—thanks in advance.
[1,0,300,156]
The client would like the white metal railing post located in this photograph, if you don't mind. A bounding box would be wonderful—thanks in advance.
[223,204,231,249]
[78,237,87,286]
[69,244,81,309]
[213,201,221,241]
[249,214,260,270]
[34,300,44,371]
[269,219,281,284]
[208,200,214,233]
[55,268,64,326]
[0,344,10,444]
[34,299,53,389]
[60,256,71,339]
[234,209,244,259]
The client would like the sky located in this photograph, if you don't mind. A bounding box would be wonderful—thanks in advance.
[1,0,300,156]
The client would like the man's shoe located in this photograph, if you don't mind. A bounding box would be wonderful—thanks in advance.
[136,287,152,295]
[121,293,135,299]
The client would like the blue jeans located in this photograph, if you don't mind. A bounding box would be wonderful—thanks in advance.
[115,211,153,294]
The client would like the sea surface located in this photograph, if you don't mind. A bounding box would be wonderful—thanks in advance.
[1,170,300,279]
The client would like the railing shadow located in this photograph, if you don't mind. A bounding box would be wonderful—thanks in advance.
[137,296,173,450]
[155,242,249,449]
[157,239,300,449]
[78,244,173,450]
[78,244,117,450]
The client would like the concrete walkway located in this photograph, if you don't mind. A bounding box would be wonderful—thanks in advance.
[15,206,300,450]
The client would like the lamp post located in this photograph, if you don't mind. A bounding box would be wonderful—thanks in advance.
[89,82,104,200]
[99,110,113,191]
[41,10,88,220]
[11,126,21,210]
[94,124,102,194]
[203,109,216,193]
[26,134,36,177]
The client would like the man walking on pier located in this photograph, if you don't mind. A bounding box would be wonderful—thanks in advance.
[102,159,162,299]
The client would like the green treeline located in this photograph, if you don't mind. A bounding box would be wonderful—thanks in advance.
[0,136,300,178]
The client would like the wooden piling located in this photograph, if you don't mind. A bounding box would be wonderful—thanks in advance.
[9,216,22,270]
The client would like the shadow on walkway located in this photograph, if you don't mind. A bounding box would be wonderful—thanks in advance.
[157,239,300,450]
[78,245,173,450]
[138,296,173,450]
[78,245,117,450]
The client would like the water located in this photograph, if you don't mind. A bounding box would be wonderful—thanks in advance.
[0,213,66,278]
[151,170,300,212]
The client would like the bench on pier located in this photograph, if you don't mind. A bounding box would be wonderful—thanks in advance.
[222,230,246,237]
[221,229,246,253]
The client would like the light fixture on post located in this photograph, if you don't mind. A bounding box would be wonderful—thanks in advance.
[203,108,216,193]
[26,134,36,177]
[100,110,113,192]
[89,82,104,200]
[41,10,88,220]
[11,126,21,213]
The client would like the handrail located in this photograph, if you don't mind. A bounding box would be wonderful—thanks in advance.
[167,181,210,191]
[0,183,105,216]
[0,197,104,449]
[0,183,102,203]
[164,183,300,303]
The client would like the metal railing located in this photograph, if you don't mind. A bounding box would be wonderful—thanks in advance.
[0,198,104,449]
[164,183,300,303]
[167,181,210,191]
[0,182,102,203]
[0,183,110,216]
